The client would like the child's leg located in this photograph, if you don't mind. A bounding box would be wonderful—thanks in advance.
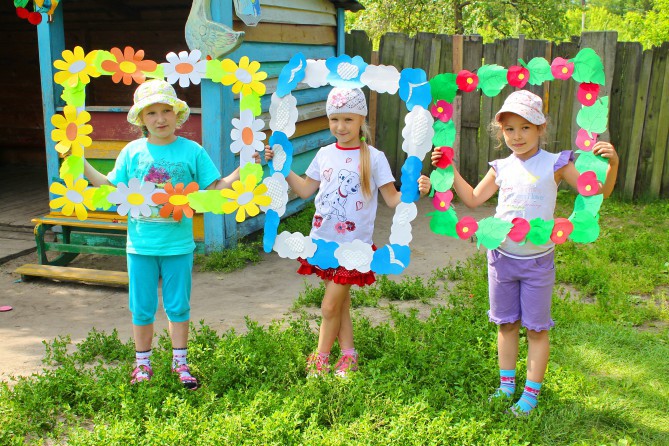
[511,329,549,414]
[317,281,352,353]
[336,291,353,350]
[492,321,521,398]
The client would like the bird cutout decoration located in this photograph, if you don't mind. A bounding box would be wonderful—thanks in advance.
[233,0,261,27]
[185,0,245,60]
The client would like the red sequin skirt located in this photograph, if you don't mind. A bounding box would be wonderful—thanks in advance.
[297,257,376,287]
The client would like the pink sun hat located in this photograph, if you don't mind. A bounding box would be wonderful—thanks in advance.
[495,90,546,125]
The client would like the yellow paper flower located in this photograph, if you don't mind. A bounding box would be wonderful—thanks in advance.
[51,105,93,156]
[49,175,96,221]
[220,56,267,96]
[53,46,100,87]
[220,175,271,222]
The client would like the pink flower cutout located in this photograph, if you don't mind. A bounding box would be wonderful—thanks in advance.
[430,100,453,122]
[575,129,598,152]
[432,190,453,211]
[456,216,478,239]
[507,65,530,88]
[551,218,574,244]
[456,70,478,93]
[577,171,600,196]
[435,146,454,169]
[508,217,530,243]
[577,83,600,106]
[335,221,347,234]
[330,93,347,108]
[551,57,574,80]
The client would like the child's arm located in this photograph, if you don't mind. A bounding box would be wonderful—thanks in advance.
[264,147,320,198]
[379,175,431,208]
[206,153,262,190]
[557,142,619,198]
[83,159,112,187]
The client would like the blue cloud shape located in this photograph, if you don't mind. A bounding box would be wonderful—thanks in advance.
[268,131,294,177]
[325,55,368,88]
[263,210,280,253]
[308,239,340,270]
[399,68,432,111]
[371,244,411,275]
[400,156,422,203]
[277,53,307,97]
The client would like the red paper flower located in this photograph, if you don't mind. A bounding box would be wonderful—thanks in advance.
[577,171,600,196]
[551,57,574,80]
[432,190,453,211]
[575,129,598,152]
[577,83,600,106]
[507,65,530,88]
[456,70,478,92]
[507,217,530,243]
[430,100,453,122]
[550,218,574,244]
[152,182,199,221]
[101,46,158,85]
[456,216,478,239]
[435,146,455,169]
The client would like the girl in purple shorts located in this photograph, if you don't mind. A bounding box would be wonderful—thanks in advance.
[431,90,619,415]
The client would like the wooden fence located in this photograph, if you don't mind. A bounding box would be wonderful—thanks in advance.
[345,30,669,200]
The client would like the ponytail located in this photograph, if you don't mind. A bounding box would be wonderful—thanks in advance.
[359,121,373,200]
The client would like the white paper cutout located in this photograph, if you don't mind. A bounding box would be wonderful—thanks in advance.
[163,50,207,88]
[389,202,418,245]
[272,143,288,172]
[302,59,329,88]
[269,93,298,137]
[335,239,374,273]
[274,231,317,259]
[231,109,266,166]
[360,64,400,94]
[401,106,435,160]
[107,178,156,219]
[260,173,289,216]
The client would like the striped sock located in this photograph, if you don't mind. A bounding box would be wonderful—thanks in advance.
[134,349,152,379]
[512,379,542,415]
[172,348,188,367]
[491,369,515,399]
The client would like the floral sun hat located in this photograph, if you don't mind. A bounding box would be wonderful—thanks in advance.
[495,90,546,125]
[127,79,190,126]
[326,87,368,117]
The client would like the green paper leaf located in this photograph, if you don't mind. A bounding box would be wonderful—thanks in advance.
[240,92,262,117]
[61,83,86,108]
[571,194,604,218]
[427,208,459,238]
[475,217,513,250]
[187,190,229,214]
[241,164,263,183]
[526,57,555,85]
[477,64,508,97]
[93,50,116,75]
[429,73,458,103]
[575,150,609,183]
[144,65,165,80]
[92,185,115,211]
[429,165,454,193]
[206,60,230,83]
[576,97,609,136]
[60,155,84,179]
[570,48,606,85]
[569,210,600,243]
[527,218,554,245]
[432,119,456,147]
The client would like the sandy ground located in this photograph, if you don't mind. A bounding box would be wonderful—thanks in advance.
[0,199,494,381]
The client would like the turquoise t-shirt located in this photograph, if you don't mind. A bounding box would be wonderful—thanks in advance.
[107,137,221,256]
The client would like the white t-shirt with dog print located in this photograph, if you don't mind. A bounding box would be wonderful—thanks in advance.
[305,142,395,245]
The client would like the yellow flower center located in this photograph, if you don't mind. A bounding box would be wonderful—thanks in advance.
[176,63,194,74]
[586,93,592,100]
[585,185,592,191]
[242,127,255,145]
[169,195,189,206]
[562,67,569,74]
[119,61,137,74]
[557,230,564,237]
[518,73,525,80]
[467,78,473,84]
[127,193,145,206]
[437,107,443,113]
[584,140,591,147]
[439,201,446,208]
[66,122,79,141]
[462,227,469,233]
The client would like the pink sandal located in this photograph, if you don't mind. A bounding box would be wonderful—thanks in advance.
[173,364,199,390]
[130,364,153,384]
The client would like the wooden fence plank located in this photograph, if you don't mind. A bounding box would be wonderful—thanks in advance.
[459,35,483,184]
[478,43,496,178]
[648,43,669,198]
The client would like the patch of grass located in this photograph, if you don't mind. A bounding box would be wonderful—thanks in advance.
[195,240,263,272]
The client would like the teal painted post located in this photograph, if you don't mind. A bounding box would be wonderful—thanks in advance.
[201,0,234,252]
[337,8,346,56]
[36,7,65,196]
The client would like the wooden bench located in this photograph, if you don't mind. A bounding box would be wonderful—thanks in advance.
[15,263,128,287]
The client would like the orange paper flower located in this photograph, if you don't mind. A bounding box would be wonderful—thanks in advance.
[101,46,158,85]
[152,182,199,221]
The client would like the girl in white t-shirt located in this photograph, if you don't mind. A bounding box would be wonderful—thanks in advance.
[266,88,430,378]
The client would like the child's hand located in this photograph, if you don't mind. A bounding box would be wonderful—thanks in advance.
[430,148,443,167]
[264,144,274,162]
[252,152,261,164]
[593,141,618,166]
[418,174,431,196]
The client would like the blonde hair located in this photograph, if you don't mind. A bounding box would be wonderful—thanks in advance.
[489,112,549,150]
[359,121,373,200]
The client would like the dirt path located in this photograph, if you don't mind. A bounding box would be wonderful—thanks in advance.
[0,200,494,380]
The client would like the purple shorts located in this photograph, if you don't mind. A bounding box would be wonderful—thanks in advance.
[487,249,556,332]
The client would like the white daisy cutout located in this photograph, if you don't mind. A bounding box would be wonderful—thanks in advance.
[269,93,298,137]
[260,173,289,216]
[335,239,374,273]
[361,64,400,94]
[162,50,207,88]
[231,109,267,166]
[302,59,329,88]
[389,202,418,246]
[274,231,317,259]
[401,106,434,160]
[107,178,156,218]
